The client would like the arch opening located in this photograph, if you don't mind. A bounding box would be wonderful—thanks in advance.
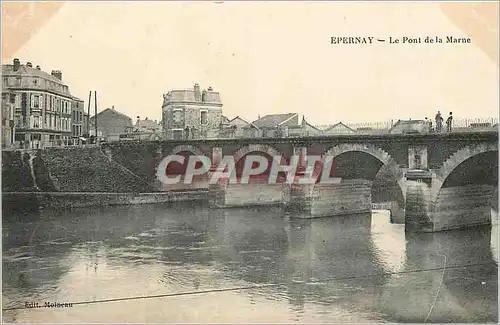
[232,144,284,183]
[441,151,498,188]
[316,145,406,222]
[160,145,209,190]
[438,151,498,211]
[233,151,287,183]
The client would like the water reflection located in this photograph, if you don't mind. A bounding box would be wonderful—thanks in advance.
[2,203,497,323]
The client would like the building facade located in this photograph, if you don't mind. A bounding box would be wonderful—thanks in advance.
[1,90,16,148]
[88,106,133,141]
[2,58,74,148]
[82,112,89,138]
[71,96,85,144]
[162,83,223,140]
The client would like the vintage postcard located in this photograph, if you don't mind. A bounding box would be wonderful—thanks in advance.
[1,1,498,323]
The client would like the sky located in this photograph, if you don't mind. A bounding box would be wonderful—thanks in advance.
[4,1,499,125]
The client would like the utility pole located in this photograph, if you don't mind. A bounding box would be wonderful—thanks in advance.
[94,91,98,144]
[87,91,91,137]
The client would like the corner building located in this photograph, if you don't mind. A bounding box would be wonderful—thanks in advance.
[162,83,223,140]
[2,58,74,148]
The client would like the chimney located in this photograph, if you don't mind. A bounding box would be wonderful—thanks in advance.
[194,83,201,101]
[36,65,41,70]
[26,62,33,68]
[51,70,62,81]
[13,58,20,71]
[208,86,213,91]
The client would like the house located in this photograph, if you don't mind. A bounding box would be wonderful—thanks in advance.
[119,116,163,141]
[71,96,85,145]
[323,122,356,135]
[89,106,133,140]
[389,119,429,134]
[1,90,16,148]
[219,116,257,138]
[288,116,323,137]
[245,113,299,138]
[162,83,223,140]
[2,58,75,148]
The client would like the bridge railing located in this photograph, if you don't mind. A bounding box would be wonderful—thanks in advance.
[451,117,498,128]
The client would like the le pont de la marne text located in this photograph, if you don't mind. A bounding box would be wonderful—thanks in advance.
[330,36,472,44]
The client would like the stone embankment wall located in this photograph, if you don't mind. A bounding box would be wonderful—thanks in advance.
[2,191,208,212]
[2,147,154,193]
[2,147,210,213]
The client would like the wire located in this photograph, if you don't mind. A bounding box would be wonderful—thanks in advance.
[424,254,447,323]
[2,261,494,312]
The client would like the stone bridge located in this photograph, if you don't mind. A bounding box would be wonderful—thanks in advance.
[99,131,498,233]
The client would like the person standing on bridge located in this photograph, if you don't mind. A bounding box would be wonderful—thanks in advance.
[446,112,453,133]
[435,111,443,133]
[425,117,433,133]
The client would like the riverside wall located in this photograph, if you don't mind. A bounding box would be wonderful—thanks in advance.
[2,191,209,215]
[1,147,198,213]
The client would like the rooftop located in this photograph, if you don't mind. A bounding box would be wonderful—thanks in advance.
[3,61,65,84]
[251,113,298,128]
[135,117,159,128]
[89,107,133,122]
[163,83,222,106]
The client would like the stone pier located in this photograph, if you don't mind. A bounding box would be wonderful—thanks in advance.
[208,181,290,208]
[285,179,372,218]
[431,184,494,231]
[405,170,495,232]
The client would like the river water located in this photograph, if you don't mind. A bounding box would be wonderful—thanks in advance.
[2,202,498,323]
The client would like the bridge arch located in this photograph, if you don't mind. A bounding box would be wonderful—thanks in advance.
[231,144,283,181]
[168,144,207,157]
[233,144,282,164]
[432,142,498,202]
[321,143,406,196]
[157,144,210,188]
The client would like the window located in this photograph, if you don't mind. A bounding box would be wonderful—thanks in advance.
[173,110,183,124]
[32,116,38,128]
[414,154,421,169]
[9,93,15,104]
[200,110,208,125]
[31,94,40,108]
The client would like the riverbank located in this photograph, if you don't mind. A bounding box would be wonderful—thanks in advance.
[3,189,401,218]
[2,190,209,214]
